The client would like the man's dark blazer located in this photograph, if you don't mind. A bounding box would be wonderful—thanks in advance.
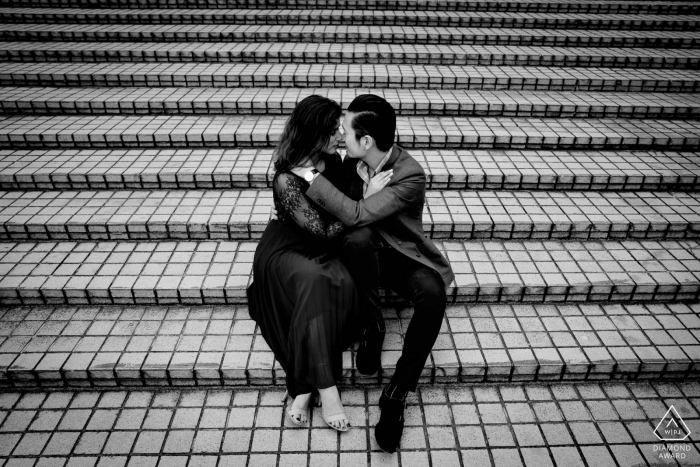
[307,145,455,288]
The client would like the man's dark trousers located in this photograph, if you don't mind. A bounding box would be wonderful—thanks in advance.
[339,226,447,391]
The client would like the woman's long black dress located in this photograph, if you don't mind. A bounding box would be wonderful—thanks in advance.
[246,167,358,397]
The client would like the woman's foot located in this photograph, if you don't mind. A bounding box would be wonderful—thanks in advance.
[318,386,350,431]
[287,392,313,425]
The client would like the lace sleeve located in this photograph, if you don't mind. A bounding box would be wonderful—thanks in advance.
[274,172,346,240]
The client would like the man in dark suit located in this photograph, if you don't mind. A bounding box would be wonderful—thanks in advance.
[298,94,454,452]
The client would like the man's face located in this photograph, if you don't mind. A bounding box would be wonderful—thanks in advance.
[341,112,367,159]
[322,118,342,155]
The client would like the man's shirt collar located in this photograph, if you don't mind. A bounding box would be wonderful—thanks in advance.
[356,147,393,190]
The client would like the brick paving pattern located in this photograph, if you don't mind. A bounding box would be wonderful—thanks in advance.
[3,88,700,119]
[1,0,699,13]
[2,149,698,191]
[2,43,699,68]
[1,0,699,464]
[4,62,698,92]
[1,9,698,28]
[1,303,700,388]
[3,24,700,48]
[1,383,700,466]
[1,240,699,306]
[0,189,698,241]
[2,115,700,150]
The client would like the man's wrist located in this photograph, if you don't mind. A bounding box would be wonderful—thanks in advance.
[305,169,320,185]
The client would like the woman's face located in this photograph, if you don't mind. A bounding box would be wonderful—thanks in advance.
[322,119,343,154]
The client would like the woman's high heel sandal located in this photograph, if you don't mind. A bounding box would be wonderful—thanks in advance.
[284,390,311,426]
[324,413,351,432]
[318,400,351,432]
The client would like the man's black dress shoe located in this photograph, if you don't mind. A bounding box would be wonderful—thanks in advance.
[356,321,385,375]
[375,384,407,453]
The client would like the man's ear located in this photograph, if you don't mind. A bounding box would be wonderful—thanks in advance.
[363,135,374,150]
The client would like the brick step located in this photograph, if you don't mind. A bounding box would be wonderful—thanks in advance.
[0,239,698,306]
[1,8,698,29]
[3,87,699,120]
[0,0,697,14]
[0,383,697,467]
[3,25,700,49]
[1,302,700,388]
[2,189,699,242]
[2,149,699,192]
[3,42,698,69]
[3,63,697,93]
[2,115,699,151]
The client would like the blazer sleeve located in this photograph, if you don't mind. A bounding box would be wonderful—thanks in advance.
[274,172,346,240]
[305,168,425,227]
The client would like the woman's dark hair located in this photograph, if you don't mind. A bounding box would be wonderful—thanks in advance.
[273,95,342,173]
[347,94,396,152]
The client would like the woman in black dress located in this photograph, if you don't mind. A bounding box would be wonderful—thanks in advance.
[246,95,358,431]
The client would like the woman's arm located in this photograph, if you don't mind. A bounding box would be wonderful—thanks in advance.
[274,172,346,240]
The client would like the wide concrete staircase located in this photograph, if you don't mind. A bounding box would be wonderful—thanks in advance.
[1,0,700,413]
[2,1,700,465]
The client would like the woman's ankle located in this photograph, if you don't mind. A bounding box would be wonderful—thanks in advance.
[318,386,339,397]
[318,386,343,408]
[291,392,313,406]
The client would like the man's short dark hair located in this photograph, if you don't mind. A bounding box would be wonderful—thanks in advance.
[347,94,396,152]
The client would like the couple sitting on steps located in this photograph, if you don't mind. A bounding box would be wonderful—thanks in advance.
[246,94,454,452]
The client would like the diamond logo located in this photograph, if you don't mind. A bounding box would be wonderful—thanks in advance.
[654,406,691,441]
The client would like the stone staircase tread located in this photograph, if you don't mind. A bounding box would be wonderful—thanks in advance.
[1,302,700,386]
[2,148,699,192]
[0,0,697,14]
[1,114,699,150]
[3,62,697,92]
[2,87,699,119]
[2,24,700,48]
[0,239,698,306]
[1,8,698,28]
[2,42,698,68]
[0,189,698,242]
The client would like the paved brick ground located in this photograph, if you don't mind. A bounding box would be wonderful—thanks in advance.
[1,382,700,466]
